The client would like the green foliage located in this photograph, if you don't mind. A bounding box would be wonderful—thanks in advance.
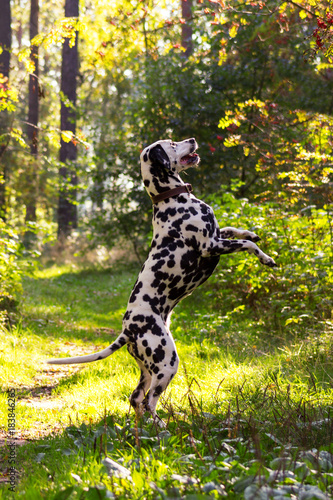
[0,222,23,319]
[0,221,37,322]
[219,101,333,204]
[0,263,332,498]
[2,1,333,494]
[206,187,333,331]
[8,418,331,499]
[2,0,333,252]
[73,0,333,253]
[0,75,18,113]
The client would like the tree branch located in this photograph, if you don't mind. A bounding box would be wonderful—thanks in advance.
[286,0,317,18]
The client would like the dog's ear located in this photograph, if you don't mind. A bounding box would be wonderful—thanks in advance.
[149,144,171,170]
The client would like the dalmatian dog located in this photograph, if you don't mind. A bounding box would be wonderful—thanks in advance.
[47,138,277,419]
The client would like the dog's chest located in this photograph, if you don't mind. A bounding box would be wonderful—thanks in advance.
[152,197,218,243]
[125,198,220,316]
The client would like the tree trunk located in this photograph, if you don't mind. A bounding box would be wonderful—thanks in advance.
[57,0,79,239]
[0,0,12,220]
[181,0,193,58]
[25,0,39,232]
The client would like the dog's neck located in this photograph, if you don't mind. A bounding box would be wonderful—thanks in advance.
[142,162,187,198]
[150,184,192,204]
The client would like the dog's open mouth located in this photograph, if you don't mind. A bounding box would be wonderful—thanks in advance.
[180,152,200,166]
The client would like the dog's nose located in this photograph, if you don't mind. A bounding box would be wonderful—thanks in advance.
[188,138,196,144]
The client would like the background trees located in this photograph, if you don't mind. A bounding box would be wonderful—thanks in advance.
[24,0,39,246]
[58,0,79,238]
[0,0,332,253]
[0,0,12,220]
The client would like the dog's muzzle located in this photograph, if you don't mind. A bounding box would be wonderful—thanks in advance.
[180,152,200,166]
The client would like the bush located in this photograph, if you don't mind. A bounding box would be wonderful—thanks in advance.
[0,221,26,323]
[206,187,333,332]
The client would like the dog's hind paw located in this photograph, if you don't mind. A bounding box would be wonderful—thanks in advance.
[144,416,166,429]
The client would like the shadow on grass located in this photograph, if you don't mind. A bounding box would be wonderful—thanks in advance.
[21,264,139,344]
[19,263,333,405]
[23,263,297,352]
[15,365,85,401]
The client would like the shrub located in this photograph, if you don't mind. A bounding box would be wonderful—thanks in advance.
[0,221,25,323]
[206,187,333,332]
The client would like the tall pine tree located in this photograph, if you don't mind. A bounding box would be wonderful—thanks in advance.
[58,0,79,238]
[25,0,39,234]
[0,0,12,220]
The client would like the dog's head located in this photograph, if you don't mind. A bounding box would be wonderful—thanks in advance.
[140,138,200,175]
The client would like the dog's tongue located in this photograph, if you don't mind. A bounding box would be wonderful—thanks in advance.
[180,153,199,165]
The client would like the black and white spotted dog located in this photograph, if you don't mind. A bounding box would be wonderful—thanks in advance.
[47,138,277,418]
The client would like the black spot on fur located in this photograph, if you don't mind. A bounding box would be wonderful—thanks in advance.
[133,314,145,322]
[153,385,163,397]
[168,229,180,239]
[149,144,171,170]
[186,224,198,233]
[170,350,177,367]
[151,259,166,272]
[153,346,165,363]
[129,280,143,303]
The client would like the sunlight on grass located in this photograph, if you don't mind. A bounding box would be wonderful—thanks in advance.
[33,264,82,280]
[21,264,133,336]
[1,264,333,499]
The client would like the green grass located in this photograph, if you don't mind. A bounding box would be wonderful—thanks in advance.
[0,262,333,499]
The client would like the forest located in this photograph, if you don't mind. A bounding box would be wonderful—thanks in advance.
[1,0,333,498]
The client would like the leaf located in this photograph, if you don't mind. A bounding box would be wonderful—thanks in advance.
[294,462,310,480]
[10,128,26,147]
[224,135,242,147]
[265,433,282,445]
[233,476,256,493]
[85,488,110,500]
[57,448,72,456]
[61,131,74,143]
[102,457,132,480]
[171,474,199,485]
[31,33,46,46]
[229,25,238,38]
[70,473,82,483]
[182,496,213,500]
[203,481,226,496]
[299,488,328,500]
[285,317,300,326]
[52,487,75,500]
[244,485,261,500]
[34,452,45,463]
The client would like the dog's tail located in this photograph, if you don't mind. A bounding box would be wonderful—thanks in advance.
[46,332,128,365]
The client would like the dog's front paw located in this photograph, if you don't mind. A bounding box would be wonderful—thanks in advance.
[244,230,261,243]
[261,256,278,268]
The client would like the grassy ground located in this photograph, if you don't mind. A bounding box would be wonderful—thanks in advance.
[0,261,332,499]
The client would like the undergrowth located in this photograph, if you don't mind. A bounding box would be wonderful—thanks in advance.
[0,194,333,498]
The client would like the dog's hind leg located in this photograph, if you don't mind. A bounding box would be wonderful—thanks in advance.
[129,361,152,416]
[142,354,180,418]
